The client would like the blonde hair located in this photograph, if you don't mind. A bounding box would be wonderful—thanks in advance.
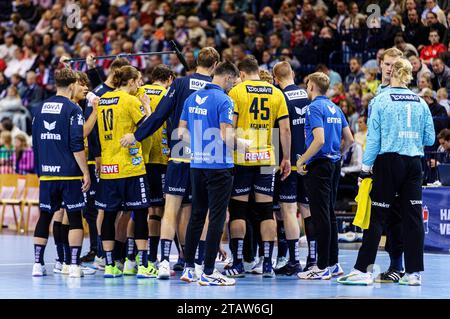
[437,87,448,99]
[0,131,12,146]
[273,61,292,81]
[259,69,274,84]
[392,58,413,85]
[381,47,403,61]
[307,72,330,94]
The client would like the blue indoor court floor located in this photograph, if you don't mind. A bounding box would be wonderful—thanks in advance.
[1,234,450,299]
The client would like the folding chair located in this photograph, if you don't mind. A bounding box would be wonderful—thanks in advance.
[21,174,39,234]
[0,174,22,233]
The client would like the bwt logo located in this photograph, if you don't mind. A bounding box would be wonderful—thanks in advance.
[64,1,81,29]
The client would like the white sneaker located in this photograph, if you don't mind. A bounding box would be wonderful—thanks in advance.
[158,260,171,279]
[180,267,198,283]
[274,257,288,270]
[297,265,332,280]
[81,266,96,275]
[194,263,203,279]
[337,269,374,285]
[53,261,63,273]
[199,269,236,286]
[399,273,421,286]
[32,263,47,277]
[244,261,256,273]
[251,258,263,274]
[338,231,357,243]
[61,263,70,275]
[328,263,344,277]
[69,265,84,278]
[93,256,105,270]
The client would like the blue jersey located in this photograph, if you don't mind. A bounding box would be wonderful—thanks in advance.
[363,87,435,169]
[85,83,114,161]
[134,73,212,161]
[305,96,348,164]
[32,95,85,178]
[282,85,309,167]
[180,83,234,169]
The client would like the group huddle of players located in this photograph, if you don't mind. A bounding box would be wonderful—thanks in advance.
[31,47,324,284]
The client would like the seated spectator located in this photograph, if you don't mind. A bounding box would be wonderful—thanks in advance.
[316,64,342,88]
[437,87,450,114]
[420,30,446,65]
[348,82,362,115]
[361,68,380,95]
[291,29,317,66]
[0,86,30,133]
[409,54,432,89]
[420,88,448,150]
[354,115,368,149]
[417,73,435,95]
[339,98,359,133]
[4,47,35,79]
[344,57,364,90]
[244,21,260,51]
[404,8,429,50]
[272,14,291,48]
[19,71,44,110]
[187,16,207,48]
[0,130,13,174]
[331,82,346,105]
[251,35,266,65]
[0,117,30,146]
[362,48,383,70]
[431,57,450,91]
[0,32,17,63]
[0,72,9,99]
[394,35,419,56]
[260,50,278,72]
[421,0,447,28]
[12,133,34,175]
[279,48,300,71]
[360,92,374,117]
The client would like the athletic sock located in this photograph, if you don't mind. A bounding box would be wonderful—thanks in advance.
[277,221,288,258]
[195,240,205,265]
[304,217,317,265]
[105,250,114,266]
[34,244,46,265]
[287,239,300,264]
[389,254,404,272]
[53,221,64,263]
[263,241,274,268]
[96,235,103,258]
[113,240,123,262]
[61,224,70,265]
[70,246,82,266]
[160,239,172,262]
[230,238,244,265]
[148,236,160,263]
[137,250,148,267]
[126,237,136,261]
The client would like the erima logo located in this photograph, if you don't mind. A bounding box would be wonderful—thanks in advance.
[101,164,119,174]
[246,85,273,94]
[189,106,208,115]
[195,95,208,105]
[285,89,307,100]
[41,121,61,140]
[41,102,63,114]
[189,79,208,91]
[144,88,162,95]
[327,117,342,124]
[41,165,61,173]
[327,105,337,114]
[390,94,419,102]
[99,97,119,105]
[295,106,307,116]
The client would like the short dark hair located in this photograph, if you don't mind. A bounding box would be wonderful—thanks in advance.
[237,56,259,74]
[150,64,176,83]
[197,47,220,68]
[0,117,13,131]
[438,128,449,139]
[54,68,77,88]
[110,57,131,73]
[213,61,239,78]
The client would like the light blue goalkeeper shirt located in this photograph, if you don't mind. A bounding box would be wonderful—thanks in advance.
[362,87,436,170]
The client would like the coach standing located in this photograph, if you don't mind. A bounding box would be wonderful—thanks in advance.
[296,72,354,280]
[338,59,435,286]
[178,61,240,286]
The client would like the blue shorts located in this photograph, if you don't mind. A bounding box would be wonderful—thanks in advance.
[231,165,276,197]
[164,160,191,203]
[274,171,309,205]
[39,179,85,213]
[146,163,167,207]
[95,175,150,211]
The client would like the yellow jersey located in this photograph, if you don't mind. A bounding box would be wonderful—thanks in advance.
[137,84,169,165]
[97,90,147,179]
[228,80,289,166]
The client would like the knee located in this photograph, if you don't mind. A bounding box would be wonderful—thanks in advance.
[228,199,249,222]
[34,211,53,239]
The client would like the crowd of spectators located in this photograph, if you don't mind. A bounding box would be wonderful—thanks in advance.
[0,0,449,182]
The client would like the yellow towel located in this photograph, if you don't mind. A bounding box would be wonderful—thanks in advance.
[353,178,373,230]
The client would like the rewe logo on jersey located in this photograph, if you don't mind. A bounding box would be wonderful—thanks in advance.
[41,121,61,140]
[195,95,208,105]
[101,164,119,174]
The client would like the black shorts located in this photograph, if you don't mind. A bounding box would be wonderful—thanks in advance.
[86,164,98,210]
[39,179,85,213]
[146,163,167,207]
[164,160,191,203]
[274,171,309,205]
[231,165,276,197]
[95,175,151,211]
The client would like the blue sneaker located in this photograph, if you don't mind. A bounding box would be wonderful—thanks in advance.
[222,263,245,278]
[199,269,236,286]
[328,263,344,277]
[180,267,197,283]
[262,261,275,278]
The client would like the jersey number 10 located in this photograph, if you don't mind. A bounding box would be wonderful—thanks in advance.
[249,97,270,120]
[102,109,114,131]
